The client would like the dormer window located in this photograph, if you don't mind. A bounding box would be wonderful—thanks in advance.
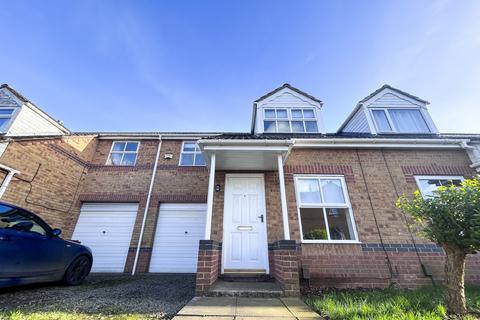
[371,108,431,133]
[263,108,318,133]
[0,108,17,132]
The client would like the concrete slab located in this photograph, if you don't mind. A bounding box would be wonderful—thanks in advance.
[209,279,283,297]
[176,296,236,316]
[236,297,293,317]
[281,297,322,319]
[235,317,296,320]
[173,317,234,320]
[175,296,321,319]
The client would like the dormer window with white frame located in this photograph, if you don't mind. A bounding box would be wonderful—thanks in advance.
[263,108,319,133]
[338,85,439,135]
[0,107,18,133]
[252,84,325,135]
[371,108,431,134]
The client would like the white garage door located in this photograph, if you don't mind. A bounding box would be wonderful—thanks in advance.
[72,203,138,272]
[149,203,207,273]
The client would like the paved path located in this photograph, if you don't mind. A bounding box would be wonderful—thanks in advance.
[173,296,321,319]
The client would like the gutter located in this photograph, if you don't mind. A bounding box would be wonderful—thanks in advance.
[0,163,20,198]
[131,134,162,275]
[292,138,471,149]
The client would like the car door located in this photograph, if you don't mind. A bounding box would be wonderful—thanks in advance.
[0,204,66,283]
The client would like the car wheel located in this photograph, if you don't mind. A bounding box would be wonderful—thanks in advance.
[63,255,91,286]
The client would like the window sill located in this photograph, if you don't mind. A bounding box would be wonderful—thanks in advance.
[105,164,136,167]
[375,131,433,135]
[178,165,207,167]
[301,240,361,244]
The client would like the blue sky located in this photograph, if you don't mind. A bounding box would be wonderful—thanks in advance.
[1,0,479,133]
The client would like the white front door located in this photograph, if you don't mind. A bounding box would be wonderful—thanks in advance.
[222,174,268,272]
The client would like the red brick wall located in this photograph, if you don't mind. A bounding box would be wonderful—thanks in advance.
[0,137,95,236]
[3,134,479,288]
[283,148,479,288]
[195,240,221,294]
[77,139,209,273]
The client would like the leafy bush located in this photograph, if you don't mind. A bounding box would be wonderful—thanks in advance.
[304,228,327,240]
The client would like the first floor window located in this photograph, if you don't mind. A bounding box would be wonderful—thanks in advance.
[106,141,139,166]
[295,176,358,242]
[180,141,205,166]
[415,175,464,197]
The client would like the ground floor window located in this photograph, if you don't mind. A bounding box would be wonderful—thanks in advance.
[414,175,464,197]
[294,175,358,243]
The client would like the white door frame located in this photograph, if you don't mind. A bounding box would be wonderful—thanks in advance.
[221,173,269,274]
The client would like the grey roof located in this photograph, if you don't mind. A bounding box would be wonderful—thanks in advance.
[0,84,30,103]
[72,131,223,138]
[201,132,480,141]
[358,84,429,105]
[254,83,323,104]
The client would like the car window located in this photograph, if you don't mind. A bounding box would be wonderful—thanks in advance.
[0,204,47,236]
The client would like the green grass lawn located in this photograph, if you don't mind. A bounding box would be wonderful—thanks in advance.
[304,285,480,320]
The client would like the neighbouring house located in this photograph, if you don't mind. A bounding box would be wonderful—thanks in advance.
[1,82,480,296]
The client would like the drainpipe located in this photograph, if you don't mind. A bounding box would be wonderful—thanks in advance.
[132,134,162,275]
[0,163,20,199]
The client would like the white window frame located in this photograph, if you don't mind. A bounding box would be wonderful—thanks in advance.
[106,141,140,166]
[0,107,19,133]
[178,141,206,167]
[370,107,432,134]
[414,175,465,197]
[263,108,318,133]
[294,175,359,244]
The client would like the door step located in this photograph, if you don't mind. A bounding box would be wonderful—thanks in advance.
[220,274,274,282]
[206,279,283,297]
[221,269,272,282]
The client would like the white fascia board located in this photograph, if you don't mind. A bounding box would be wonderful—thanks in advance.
[202,145,290,152]
[292,138,470,149]
[198,139,293,147]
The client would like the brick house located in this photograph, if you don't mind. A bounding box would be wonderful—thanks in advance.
[1,83,479,296]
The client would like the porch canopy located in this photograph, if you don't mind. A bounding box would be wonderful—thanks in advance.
[197,135,294,240]
[198,136,293,170]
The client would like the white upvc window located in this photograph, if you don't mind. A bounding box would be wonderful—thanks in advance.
[179,141,205,166]
[371,108,431,133]
[106,141,140,166]
[263,108,318,133]
[294,175,359,243]
[0,107,17,132]
[414,175,464,198]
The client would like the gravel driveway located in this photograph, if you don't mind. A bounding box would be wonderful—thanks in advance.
[0,274,196,319]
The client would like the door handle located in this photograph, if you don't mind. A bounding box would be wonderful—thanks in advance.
[258,214,264,223]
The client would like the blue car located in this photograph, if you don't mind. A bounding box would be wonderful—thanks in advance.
[0,202,92,288]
